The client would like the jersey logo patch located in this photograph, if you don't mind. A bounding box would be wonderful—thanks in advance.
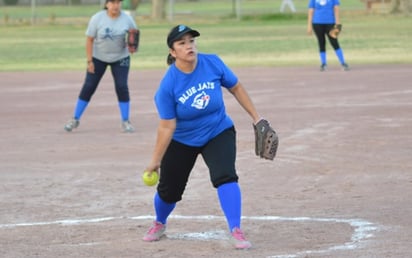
[102,28,114,40]
[191,91,210,110]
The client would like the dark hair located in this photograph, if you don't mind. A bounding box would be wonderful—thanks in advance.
[167,53,175,65]
[104,0,122,9]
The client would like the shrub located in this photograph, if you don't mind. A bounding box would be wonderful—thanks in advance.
[5,0,19,6]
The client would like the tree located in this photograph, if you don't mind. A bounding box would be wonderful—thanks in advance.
[152,0,166,20]
[131,0,141,11]
[122,0,141,11]
[389,0,411,14]
[5,0,19,5]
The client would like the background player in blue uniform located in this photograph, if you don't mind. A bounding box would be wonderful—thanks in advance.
[142,25,265,249]
[307,0,349,71]
[64,0,137,133]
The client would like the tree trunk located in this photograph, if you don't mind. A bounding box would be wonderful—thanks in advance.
[131,0,140,10]
[390,0,411,13]
[390,0,401,13]
[400,0,412,13]
[152,0,166,20]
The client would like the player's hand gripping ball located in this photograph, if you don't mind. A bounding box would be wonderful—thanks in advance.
[142,171,159,186]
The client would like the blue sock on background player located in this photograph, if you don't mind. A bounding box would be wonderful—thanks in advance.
[118,101,130,121]
[320,51,327,65]
[73,99,89,120]
[217,182,242,231]
[334,48,346,65]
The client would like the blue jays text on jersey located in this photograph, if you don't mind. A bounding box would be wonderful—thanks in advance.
[179,81,215,104]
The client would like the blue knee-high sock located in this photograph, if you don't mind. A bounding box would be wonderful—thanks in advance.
[335,48,346,65]
[217,182,242,232]
[118,101,130,121]
[320,51,327,65]
[73,99,89,120]
[154,192,176,225]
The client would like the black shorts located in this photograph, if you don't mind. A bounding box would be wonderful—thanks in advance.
[157,126,239,203]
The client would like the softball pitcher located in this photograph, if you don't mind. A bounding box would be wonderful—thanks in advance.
[141,24,265,249]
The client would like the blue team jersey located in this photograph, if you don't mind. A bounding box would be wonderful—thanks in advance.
[308,0,340,24]
[155,53,237,147]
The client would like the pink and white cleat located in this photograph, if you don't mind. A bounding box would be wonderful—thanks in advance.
[143,221,166,242]
[231,227,252,249]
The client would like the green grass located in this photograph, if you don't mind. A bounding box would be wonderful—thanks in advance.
[0,1,411,71]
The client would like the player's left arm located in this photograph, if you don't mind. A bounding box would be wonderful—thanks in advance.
[228,82,261,124]
[334,5,340,25]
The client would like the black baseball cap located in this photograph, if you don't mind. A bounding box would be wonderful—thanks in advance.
[167,25,200,48]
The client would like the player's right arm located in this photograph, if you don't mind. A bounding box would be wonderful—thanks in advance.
[307,8,314,35]
[86,36,94,73]
[145,118,176,173]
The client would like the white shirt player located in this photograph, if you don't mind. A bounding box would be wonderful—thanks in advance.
[280,0,297,13]
[86,10,137,63]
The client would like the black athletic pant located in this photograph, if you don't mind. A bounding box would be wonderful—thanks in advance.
[312,23,340,52]
[157,127,239,203]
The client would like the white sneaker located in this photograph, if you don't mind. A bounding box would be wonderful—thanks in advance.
[121,120,135,133]
[64,118,79,132]
[342,63,350,71]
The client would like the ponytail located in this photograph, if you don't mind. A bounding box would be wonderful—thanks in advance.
[166,53,175,65]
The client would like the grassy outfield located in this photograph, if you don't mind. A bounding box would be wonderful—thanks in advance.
[0,11,411,71]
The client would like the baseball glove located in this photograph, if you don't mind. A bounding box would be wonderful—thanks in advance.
[253,119,279,160]
[329,24,342,39]
[126,29,140,53]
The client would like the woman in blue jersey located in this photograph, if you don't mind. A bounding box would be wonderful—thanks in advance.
[307,0,349,71]
[64,0,137,133]
[142,25,264,249]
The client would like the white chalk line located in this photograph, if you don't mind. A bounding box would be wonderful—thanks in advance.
[0,215,379,258]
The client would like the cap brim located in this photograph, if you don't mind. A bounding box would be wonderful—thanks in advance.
[175,30,200,41]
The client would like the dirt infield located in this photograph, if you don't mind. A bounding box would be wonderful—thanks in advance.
[1,65,411,258]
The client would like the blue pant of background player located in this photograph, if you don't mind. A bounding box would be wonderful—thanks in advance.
[64,56,135,132]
